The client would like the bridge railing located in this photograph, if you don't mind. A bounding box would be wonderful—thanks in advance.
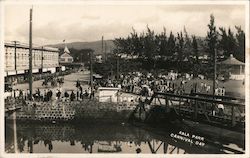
[149,92,245,130]
[186,92,245,103]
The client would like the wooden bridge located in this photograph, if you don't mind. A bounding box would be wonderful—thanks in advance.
[131,92,245,133]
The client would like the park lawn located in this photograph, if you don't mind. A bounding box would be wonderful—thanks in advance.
[173,78,244,98]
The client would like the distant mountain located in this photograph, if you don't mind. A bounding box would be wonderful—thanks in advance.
[47,36,206,55]
[47,40,115,55]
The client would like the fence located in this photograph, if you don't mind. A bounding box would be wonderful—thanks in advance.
[149,92,245,131]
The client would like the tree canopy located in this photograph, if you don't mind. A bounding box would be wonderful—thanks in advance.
[94,14,245,78]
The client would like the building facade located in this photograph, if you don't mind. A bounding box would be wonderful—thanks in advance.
[4,42,60,82]
[60,53,74,63]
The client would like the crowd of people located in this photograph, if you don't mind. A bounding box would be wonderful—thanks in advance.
[42,77,64,87]
[93,71,226,97]
[10,87,94,103]
[8,79,94,103]
[7,70,227,103]
[6,70,229,117]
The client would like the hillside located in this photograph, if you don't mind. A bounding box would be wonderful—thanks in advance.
[47,40,115,55]
[47,36,206,55]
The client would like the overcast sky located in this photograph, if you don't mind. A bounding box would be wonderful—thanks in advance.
[4,3,246,45]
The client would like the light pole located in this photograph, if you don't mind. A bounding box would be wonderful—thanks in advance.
[12,41,20,71]
[104,42,107,62]
[29,7,33,100]
[213,48,217,96]
[89,51,93,95]
[41,46,44,69]
[116,54,120,80]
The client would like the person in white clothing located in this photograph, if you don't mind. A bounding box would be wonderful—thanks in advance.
[217,103,224,116]
[206,85,210,93]
[221,87,226,96]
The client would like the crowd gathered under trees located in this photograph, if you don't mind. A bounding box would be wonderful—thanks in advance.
[93,14,245,79]
[8,15,243,101]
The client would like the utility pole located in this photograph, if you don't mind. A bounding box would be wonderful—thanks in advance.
[111,64,113,81]
[81,53,83,63]
[89,51,93,94]
[104,42,107,61]
[34,48,35,66]
[11,40,19,153]
[13,41,19,71]
[41,46,44,69]
[213,48,217,96]
[116,55,119,80]
[101,36,104,61]
[29,7,33,100]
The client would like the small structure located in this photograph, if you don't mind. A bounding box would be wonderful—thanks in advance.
[95,55,103,63]
[97,87,121,102]
[59,46,74,64]
[218,54,245,80]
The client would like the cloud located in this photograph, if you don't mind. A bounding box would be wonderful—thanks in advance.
[81,14,100,20]
[17,20,133,44]
[4,4,246,45]
[137,14,160,24]
[158,5,245,14]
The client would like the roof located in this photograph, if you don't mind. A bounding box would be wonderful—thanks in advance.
[98,87,121,91]
[60,52,73,58]
[5,42,59,52]
[64,46,71,54]
[219,54,245,66]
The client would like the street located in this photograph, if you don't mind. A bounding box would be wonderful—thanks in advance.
[12,70,91,93]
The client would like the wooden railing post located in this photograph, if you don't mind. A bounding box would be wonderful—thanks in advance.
[152,92,244,129]
[165,96,168,107]
[194,100,198,120]
[178,98,181,113]
[231,105,235,127]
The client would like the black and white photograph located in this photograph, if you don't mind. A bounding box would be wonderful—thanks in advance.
[0,0,249,157]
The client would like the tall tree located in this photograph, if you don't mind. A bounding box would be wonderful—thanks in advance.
[192,35,199,63]
[167,31,176,60]
[143,26,157,59]
[176,31,184,63]
[130,27,143,58]
[113,37,129,55]
[206,14,219,95]
[218,27,228,57]
[235,26,245,62]
[192,35,200,76]
[206,14,218,69]
[227,27,237,57]
[158,27,168,58]
[218,26,243,61]
[183,26,192,61]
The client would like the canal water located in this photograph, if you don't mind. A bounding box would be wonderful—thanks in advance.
[5,120,245,154]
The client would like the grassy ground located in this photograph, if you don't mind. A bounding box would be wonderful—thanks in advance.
[173,78,245,98]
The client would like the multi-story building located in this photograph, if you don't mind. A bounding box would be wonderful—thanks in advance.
[4,42,61,82]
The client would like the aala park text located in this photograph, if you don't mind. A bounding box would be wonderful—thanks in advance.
[170,131,205,146]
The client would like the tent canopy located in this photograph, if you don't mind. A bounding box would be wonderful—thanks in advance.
[218,54,244,66]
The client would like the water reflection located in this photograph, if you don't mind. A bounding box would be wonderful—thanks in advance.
[5,122,244,154]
